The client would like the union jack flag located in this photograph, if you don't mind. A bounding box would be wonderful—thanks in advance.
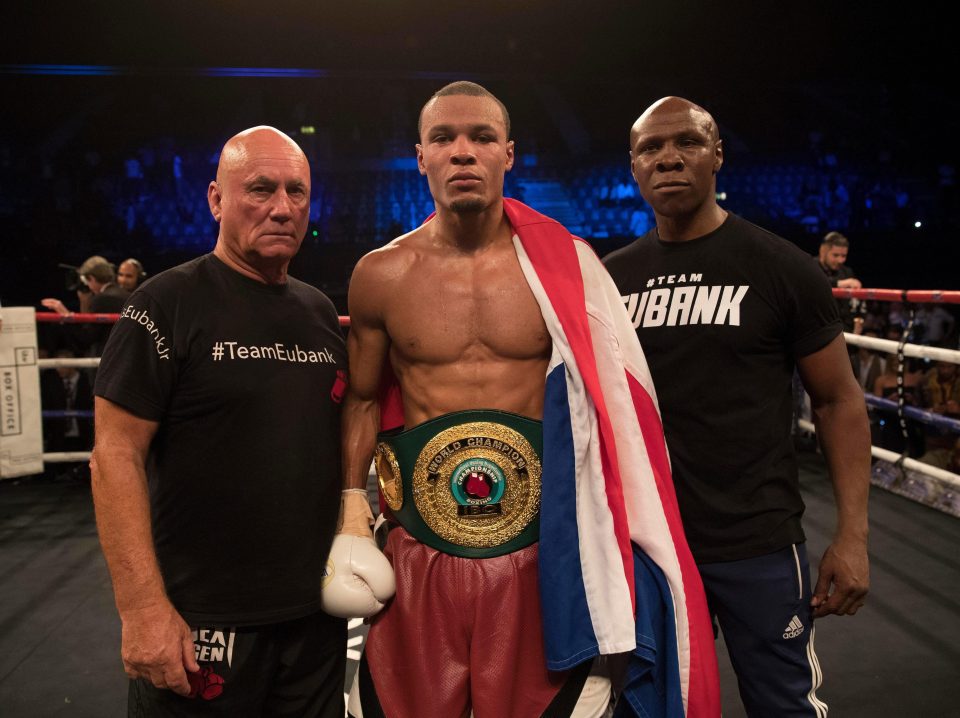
[505,198,720,717]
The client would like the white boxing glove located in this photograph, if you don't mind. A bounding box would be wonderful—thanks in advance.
[321,490,396,618]
[321,534,396,618]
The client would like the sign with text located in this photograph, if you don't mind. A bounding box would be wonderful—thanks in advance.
[0,308,42,478]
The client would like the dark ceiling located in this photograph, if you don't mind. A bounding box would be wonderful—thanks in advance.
[4,3,955,161]
[2,2,947,84]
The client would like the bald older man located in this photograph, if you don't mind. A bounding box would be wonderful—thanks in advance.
[604,98,871,716]
[92,127,348,716]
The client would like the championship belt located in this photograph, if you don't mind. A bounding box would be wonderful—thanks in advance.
[374,410,542,559]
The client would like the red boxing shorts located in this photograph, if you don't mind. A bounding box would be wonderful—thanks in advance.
[363,527,569,718]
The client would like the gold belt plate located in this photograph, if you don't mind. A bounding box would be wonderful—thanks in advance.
[374,442,403,511]
[411,421,541,549]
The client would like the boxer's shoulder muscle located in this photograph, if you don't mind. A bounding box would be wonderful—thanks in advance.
[349,236,420,327]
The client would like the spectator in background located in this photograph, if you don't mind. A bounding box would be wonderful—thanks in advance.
[873,337,925,457]
[887,301,909,329]
[116,258,147,292]
[914,304,956,345]
[40,348,93,454]
[945,437,960,474]
[818,231,858,286]
[918,358,960,468]
[861,302,888,335]
[852,329,886,393]
[818,231,862,333]
[852,329,887,442]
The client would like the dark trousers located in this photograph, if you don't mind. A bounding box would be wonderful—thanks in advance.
[699,544,828,718]
[129,611,346,717]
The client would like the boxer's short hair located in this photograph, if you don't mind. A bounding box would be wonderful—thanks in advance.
[418,81,511,139]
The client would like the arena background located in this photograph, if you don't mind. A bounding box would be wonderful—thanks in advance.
[2,3,959,717]
[1,2,957,309]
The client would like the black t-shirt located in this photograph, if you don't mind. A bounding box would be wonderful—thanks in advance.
[820,263,853,285]
[603,214,841,563]
[95,254,347,625]
[819,262,858,331]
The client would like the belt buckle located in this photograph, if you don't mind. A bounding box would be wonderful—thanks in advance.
[412,421,541,550]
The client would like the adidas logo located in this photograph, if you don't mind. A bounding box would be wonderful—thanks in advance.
[782,615,805,639]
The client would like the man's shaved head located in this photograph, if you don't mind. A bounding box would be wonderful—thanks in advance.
[208,126,311,283]
[216,126,307,184]
[627,95,725,239]
[630,96,719,149]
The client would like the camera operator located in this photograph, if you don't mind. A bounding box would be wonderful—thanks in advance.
[41,256,131,357]
[43,256,129,316]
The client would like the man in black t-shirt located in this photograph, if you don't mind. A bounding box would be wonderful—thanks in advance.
[92,127,348,716]
[818,231,863,332]
[604,97,871,717]
[817,231,858,288]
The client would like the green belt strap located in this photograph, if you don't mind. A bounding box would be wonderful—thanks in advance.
[377,409,542,559]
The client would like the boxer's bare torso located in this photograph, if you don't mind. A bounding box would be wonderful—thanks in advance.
[349,215,550,428]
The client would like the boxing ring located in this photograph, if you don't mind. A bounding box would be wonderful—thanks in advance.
[4,291,959,518]
[2,292,959,717]
[796,287,960,517]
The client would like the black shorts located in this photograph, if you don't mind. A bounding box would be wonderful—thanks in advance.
[128,611,346,717]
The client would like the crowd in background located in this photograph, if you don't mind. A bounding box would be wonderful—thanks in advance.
[3,125,950,314]
[5,102,956,482]
[850,301,960,471]
[36,255,145,480]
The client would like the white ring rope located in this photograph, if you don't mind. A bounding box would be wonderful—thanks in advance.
[43,451,93,463]
[38,357,101,369]
[843,333,960,364]
[27,312,960,505]
[797,419,960,490]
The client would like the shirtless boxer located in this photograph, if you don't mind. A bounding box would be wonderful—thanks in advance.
[327,82,604,718]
